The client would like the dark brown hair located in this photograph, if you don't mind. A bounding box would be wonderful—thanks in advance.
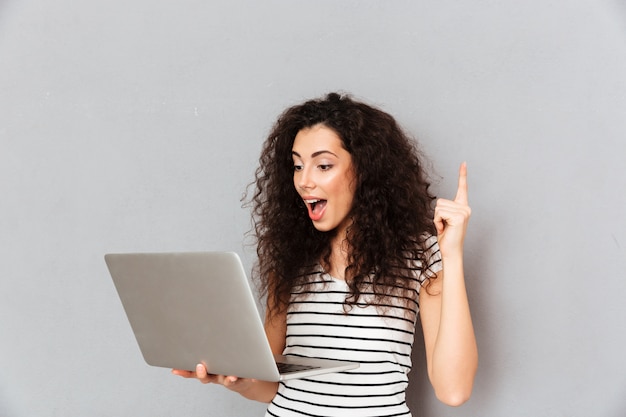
[247,92,437,315]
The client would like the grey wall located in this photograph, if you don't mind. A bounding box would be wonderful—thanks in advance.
[1,1,625,416]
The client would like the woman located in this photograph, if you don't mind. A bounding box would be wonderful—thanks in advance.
[173,92,478,416]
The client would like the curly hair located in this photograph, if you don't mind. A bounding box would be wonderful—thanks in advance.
[247,92,438,316]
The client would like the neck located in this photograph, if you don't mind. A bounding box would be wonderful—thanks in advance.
[327,232,350,280]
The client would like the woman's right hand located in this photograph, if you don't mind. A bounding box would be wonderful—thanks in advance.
[172,364,256,394]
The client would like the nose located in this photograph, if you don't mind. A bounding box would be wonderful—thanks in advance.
[296,166,315,191]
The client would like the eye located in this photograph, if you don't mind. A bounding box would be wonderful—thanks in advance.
[318,164,333,171]
[293,164,303,172]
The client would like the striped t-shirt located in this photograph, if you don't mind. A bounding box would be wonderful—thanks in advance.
[265,238,442,417]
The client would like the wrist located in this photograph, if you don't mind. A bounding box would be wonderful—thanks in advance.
[440,249,464,264]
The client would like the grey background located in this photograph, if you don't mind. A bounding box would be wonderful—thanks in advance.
[1,0,625,416]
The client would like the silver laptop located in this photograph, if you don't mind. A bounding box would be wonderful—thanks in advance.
[105,251,358,381]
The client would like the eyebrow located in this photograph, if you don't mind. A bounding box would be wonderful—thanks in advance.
[291,150,338,158]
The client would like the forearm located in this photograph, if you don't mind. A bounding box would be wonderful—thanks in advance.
[238,380,279,403]
[429,254,478,405]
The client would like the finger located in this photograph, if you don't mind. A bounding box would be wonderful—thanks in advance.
[196,364,224,384]
[223,376,239,387]
[454,162,469,205]
[434,219,445,236]
[433,206,445,236]
[196,363,208,378]
[171,369,195,378]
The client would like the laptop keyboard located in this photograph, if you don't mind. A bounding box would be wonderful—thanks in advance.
[277,362,319,374]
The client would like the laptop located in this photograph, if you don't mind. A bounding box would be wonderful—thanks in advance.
[105,251,358,381]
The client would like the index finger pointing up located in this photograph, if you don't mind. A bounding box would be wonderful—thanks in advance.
[454,162,469,205]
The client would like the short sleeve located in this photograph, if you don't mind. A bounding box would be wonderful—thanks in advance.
[419,234,442,283]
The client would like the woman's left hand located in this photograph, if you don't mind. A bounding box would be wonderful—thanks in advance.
[433,162,471,257]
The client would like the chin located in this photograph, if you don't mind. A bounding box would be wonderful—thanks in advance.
[312,225,333,232]
[311,221,336,233]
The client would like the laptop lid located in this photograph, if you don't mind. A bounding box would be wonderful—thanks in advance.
[105,251,358,381]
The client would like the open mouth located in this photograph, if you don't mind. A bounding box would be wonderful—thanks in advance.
[305,199,327,220]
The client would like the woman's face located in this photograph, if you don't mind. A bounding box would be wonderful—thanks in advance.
[292,124,356,235]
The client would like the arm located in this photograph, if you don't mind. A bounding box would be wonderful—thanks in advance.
[171,294,287,403]
[419,162,478,406]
